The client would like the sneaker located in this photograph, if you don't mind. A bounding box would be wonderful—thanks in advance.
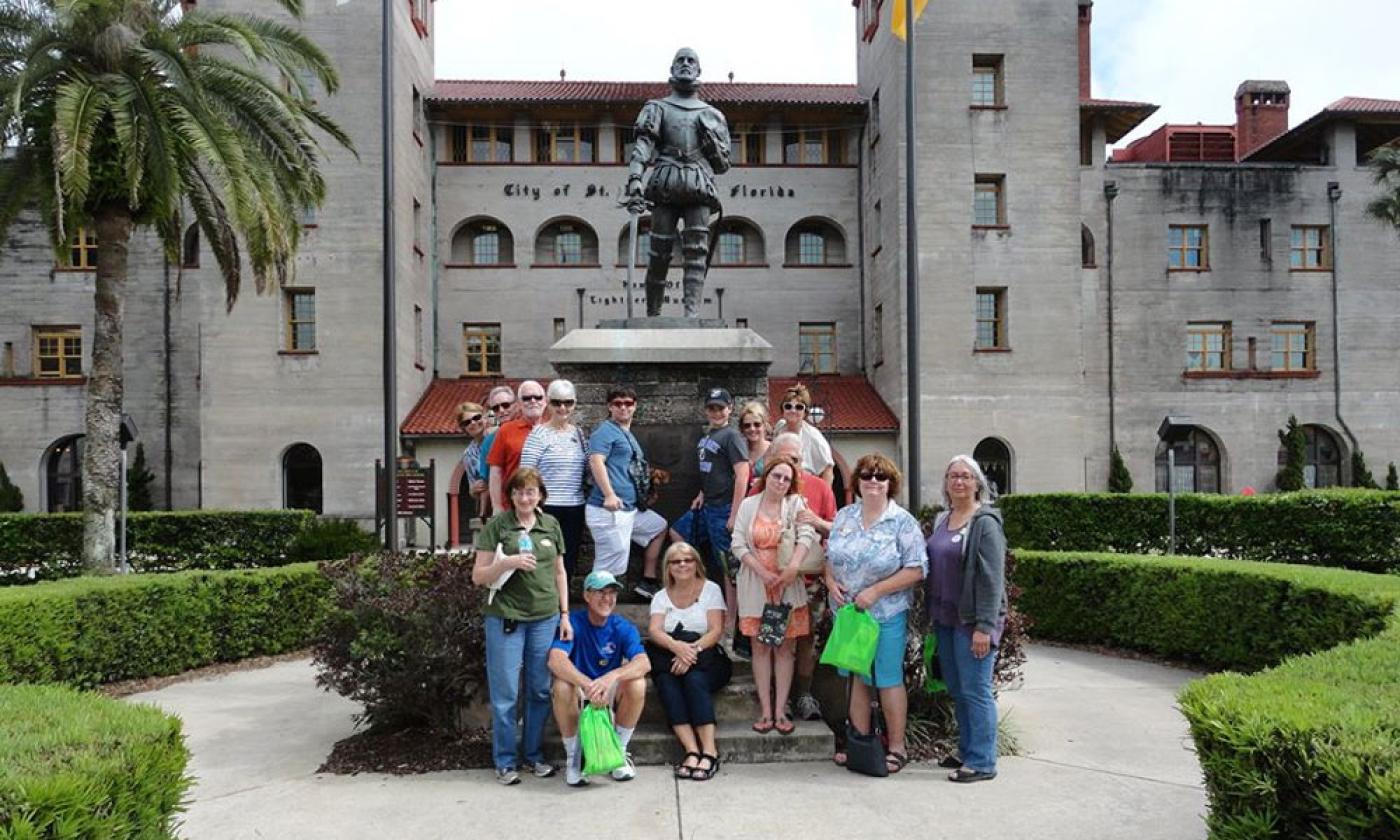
[610,752,637,782]
[565,753,588,787]
[632,578,660,601]
[794,692,821,721]
[495,767,521,786]
[525,761,556,779]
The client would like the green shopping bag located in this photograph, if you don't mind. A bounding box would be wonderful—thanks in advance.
[578,703,626,776]
[819,604,880,677]
[922,632,947,694]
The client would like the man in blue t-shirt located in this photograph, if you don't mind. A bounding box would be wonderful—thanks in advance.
[549,570,651,786]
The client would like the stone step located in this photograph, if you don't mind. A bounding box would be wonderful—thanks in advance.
[543,720,833,767]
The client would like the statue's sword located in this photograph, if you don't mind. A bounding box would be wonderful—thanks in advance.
[621,193,649,320]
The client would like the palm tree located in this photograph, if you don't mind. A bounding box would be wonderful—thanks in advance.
[0,0,353,571]
[1368,146,1400,231]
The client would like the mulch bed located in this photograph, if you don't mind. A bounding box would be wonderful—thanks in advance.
[100,649,314,698]
[319,726,493,775]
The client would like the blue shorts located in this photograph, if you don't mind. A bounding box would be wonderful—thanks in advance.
[839,611,907,689]
[672,502,732,582]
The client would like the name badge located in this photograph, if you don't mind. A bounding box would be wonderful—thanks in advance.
[539,539,553,549]
[950,534,962,544]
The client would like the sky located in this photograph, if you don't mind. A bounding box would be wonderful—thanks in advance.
[433,0,1400,149]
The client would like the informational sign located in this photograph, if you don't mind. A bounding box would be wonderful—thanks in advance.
[395,467,431,516]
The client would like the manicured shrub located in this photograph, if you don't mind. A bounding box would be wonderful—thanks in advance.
[0,510,315,583]
[0,684,190,838]
[127,444,156,512]
[0,564,328,688]
[1387,462,1398,492]
[1352,450,1379,489]
[284,518,381,565]
[1274,415,1305,491]
[1000,490,1400,573]
[1107,445,1133,493]
[314,552,485,734]
[0,463,21,513]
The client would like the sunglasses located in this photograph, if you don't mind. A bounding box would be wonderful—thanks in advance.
[782,402,807,412]
[459,414,483,426]
[520,394,545,402]
[668,557,696,566]
[767,471,793,482]
[610,399,636,408]
[549,399,576,407]
[490,401,514,412]
[741,421,764,430]
[859,471,892,482]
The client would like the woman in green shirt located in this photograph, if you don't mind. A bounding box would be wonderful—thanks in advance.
[473,468,572,785]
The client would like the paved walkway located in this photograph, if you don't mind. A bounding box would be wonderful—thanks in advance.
[128,644,1207,839]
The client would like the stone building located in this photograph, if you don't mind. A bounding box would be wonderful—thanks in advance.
[2,0,1397,541]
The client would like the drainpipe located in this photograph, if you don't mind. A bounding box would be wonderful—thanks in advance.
[162,256,173,509]
[855,122,868,372]
[429,121,441,378]
[1327,181,1358,453]
[1103,180,1118,456]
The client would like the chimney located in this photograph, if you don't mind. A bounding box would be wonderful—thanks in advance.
[1235,80,1290,160]
[1078,1,1092,99]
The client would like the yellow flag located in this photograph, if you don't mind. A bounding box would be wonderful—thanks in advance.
[891,0,930,41]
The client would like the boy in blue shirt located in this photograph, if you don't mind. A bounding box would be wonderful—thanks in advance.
[549,570,652,786]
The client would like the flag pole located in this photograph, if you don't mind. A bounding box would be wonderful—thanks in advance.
[903,0,922,513]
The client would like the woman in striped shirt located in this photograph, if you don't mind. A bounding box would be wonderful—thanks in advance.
[520,379,588,580]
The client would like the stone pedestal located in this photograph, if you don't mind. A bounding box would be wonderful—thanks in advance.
[549,328,772,522]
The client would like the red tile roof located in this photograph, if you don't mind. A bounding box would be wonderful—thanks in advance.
[431,80,864,108]
[1324,96,1400,114]
[768,377,899,433]
[1245,95,1400,162]
[402,375,899,436]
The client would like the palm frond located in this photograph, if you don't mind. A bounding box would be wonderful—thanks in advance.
[51,74,108,208]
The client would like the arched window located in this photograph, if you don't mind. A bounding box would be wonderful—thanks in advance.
[973,437,1012,496]
[1277,424,1343,488]
[616,218,681,266]
[1155,426,1222,493]
[450,217,514,265]
[44,435,83,512]
[182,224,200,269]
[784,218,846,266]
[712,218,765,266]
[283,443,323,514]
[1081,224,1096,268]
[535,218,598,266]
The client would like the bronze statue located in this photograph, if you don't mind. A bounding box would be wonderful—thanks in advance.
[624,48,731,318]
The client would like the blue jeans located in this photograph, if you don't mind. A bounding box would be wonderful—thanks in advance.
[673,501,732,583]
[936,624,998,773]
[484,614,559,771]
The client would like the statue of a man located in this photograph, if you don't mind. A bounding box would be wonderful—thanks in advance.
[625,48,731,318]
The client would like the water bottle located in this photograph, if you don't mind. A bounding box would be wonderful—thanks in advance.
[518,530,533,556]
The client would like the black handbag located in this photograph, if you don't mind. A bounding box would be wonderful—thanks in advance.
[646,624,729,673]
[756,602,792,648]
[844,677,889,777]
[625,430,652,510]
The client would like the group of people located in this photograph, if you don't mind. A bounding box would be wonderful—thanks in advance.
[467,381,1008,787]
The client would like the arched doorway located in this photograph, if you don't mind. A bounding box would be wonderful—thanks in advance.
[283,443,323,514]
[974,438,1013,497]
[44,435,83,512]
[1155,426,1222,493]
[1288,424,1343,488]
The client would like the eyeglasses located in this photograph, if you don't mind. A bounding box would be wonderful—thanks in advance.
[767,471,793,483]
[610,399,636,408]
[459,414,483,426]
[946,473,976,483]
[489,401,514,412]
[858,471,891,482]
[782,402,807,412]
[668,557,696,566]
[741,421,764,430]
[549,399,576,407]
[520,394,545,403]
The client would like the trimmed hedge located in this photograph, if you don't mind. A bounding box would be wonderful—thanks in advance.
[0,510,316,583]
[0,564,329,688]
[1017,550,1400,839]
[1001,490,1400,573]
[0,684,189,838]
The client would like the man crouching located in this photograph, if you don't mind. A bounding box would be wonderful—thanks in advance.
[549,570,651,786]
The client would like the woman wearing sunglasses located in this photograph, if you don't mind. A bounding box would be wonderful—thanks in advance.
[737,401,772,492]
[520,379,588,580]
[824,453,927,774]
[457,401,490,523]
[771,383,835,486]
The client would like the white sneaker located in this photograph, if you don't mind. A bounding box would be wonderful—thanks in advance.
[495,768,521,786]
[525,761,556,779]
[610,752,637,782]
[794,693,822,721]
[566,753,588,787]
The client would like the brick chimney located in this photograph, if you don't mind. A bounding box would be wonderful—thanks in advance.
[1078,1,1092,99]
[1235,80,1290,160]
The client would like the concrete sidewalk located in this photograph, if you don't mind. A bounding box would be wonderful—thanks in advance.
[128,644,1207,839]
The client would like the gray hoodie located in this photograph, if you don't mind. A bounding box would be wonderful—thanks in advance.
[928,505,1007,635]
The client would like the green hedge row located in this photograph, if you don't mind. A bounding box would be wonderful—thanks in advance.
[0,564,329,688]
[1016,550,1400,839]
[0,510,315,583]
[0,684,189,838]
[1001,490,1400,573]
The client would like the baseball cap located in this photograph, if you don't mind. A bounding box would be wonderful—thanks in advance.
[583,570,623,591]
[705,387,732,407]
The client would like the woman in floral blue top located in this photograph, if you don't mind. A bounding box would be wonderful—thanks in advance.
[823,453,927,774]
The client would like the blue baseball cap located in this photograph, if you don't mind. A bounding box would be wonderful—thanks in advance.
[583,570,623,591]
[705,387,732,407]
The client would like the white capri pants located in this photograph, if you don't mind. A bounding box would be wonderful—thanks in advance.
[585,504,668,577]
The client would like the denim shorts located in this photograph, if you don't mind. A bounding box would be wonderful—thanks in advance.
[839,611,907,689]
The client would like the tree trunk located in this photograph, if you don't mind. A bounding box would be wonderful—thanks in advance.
[81,205,134,573]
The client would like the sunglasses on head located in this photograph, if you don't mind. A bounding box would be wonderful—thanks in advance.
[610,398,636,408]
[859,471,891,482]
[782,402,807,412]
[459,414,483,426]
[520,394,545,402]
[490,401,514,412]
[550,398,575,407]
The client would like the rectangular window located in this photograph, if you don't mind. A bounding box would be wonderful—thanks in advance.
[973,175,1005,226]
[974,288,1007,350]
[617,126,636,164]
[412,199,422,254]
[1290,225,1331,270]
[971,55,1005,107]
[734,318,749,329]
[463,323,502,376]
[32,327,82,378]
[534,123,597,163]
[284,289,316,352]
[871,200,882,254]
[734,124,766,166]
[1168,224,1209,270]
[860,0,881,41]
[299,205,317,227]
[797,231,826,265]
[783,127,845,165]
[553,318,567,341]
[1271,321,1315,371]
[717,231,745,264]
[1259,218,1272,263]
[414,305,424,367]
[1185,321,1230,371]
[68,228,97,269]
[473,226,501,264]
[873,303,884,367]
[554,226,583,264]
[798,322,837,374]
[447,124,513,163]
[411,87,424,142]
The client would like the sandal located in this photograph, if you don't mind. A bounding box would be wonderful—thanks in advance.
[674,751,701,779]
[948,767,997,783]
[773,716,796,736]
[938,754,963,769]
[832,752,848,767]
[885,751,909,774]
[691,753,720,781]
[751,717,774,734]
